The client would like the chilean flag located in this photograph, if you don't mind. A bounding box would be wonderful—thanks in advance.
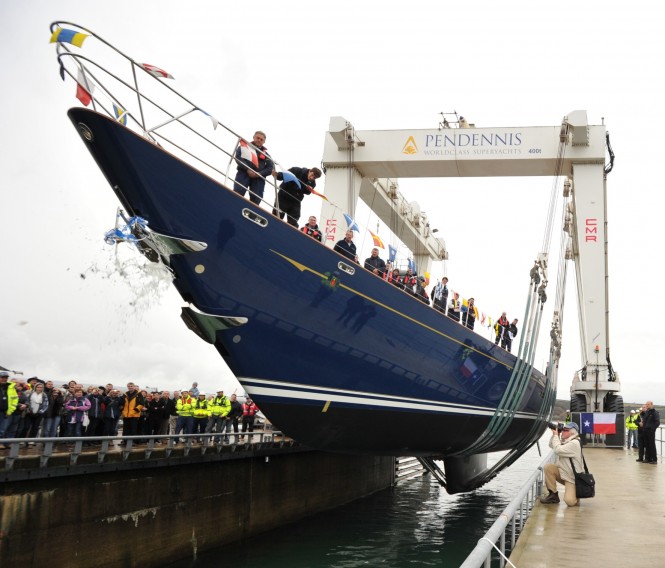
[581,412,616,434]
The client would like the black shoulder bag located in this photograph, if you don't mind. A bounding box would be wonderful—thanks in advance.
[569,444,595,499]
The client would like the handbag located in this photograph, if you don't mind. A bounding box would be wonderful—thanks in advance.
[569,446,595,498]
[82,412,90,428]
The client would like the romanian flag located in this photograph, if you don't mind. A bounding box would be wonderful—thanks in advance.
[113,104,127,125]
[239,140,259,168]
[343,213,359,232]
[423,271,430,285]
[50,27,89,47]
[76,69,92,106]
[581,413,616,435]
[139,63,174,79]
[369,230,385,249]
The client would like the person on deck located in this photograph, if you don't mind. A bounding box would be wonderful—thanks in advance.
[447,292,461,322]
[642,400,660,464]
[431,277,449,313]
[505,318,519,352]
[625,410,639,449]
[233,131,273,206]
[636,405,646,461]
[401,268,417,295]
[300,215,323,242]
[274,167,322,227]
[415,276,430,305]
[495,312,509,346]
[334,230,359,263]
[540,421,583,507]
[364,248,387,277]
[461,298,477,330]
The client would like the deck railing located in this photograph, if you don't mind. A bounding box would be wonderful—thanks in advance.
[459,451,554,568]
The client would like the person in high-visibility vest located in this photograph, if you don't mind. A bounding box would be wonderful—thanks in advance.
[625,409,639,449]
[205,389,231,443]
[175,390,194,441]
[192,393,209,442]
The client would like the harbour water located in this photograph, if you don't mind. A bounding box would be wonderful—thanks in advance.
[167,436,550,568]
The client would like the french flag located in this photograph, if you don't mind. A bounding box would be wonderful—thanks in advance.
[581,412,616,435]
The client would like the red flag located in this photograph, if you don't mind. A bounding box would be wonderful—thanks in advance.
[369,230,385,249]
[139,63,174,79]
[76,69,92,106]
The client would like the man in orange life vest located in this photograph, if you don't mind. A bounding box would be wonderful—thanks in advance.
[300,215,322,242]
[233,131,273,206]
[241,397,259,440]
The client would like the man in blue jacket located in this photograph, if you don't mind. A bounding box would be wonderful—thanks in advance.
[233,131,273,206]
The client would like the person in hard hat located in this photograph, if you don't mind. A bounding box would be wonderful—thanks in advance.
[625,410,639,449]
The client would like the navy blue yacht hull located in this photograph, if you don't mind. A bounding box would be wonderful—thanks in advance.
[67,108,552,462]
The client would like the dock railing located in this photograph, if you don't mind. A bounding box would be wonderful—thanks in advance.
[0,431,301,482]
[459,451,554,568]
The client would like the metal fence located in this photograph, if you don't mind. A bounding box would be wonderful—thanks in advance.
[459,451,554,568]
[0,431,298,480]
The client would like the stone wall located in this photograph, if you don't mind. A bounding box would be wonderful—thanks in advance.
[0,452,394,567]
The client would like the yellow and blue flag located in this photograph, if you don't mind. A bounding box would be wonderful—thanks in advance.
[113,104,127,126]
[50,27,89,48]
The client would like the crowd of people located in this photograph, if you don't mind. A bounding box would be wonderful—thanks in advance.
[0,373,261,449]
[326,231,520,348]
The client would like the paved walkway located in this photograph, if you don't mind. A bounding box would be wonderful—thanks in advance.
[509,447,663,566]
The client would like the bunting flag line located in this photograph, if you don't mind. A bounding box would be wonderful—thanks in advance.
[139,63,174,79]
[343,213,360,232]
[309,187,329,202]
[50,27,89,47]
[369,230,385,249]
[239,140,259,168]
[76,69,93,106]
[200,109,218,130]
[113,103,127,125]
[388,244,397,263]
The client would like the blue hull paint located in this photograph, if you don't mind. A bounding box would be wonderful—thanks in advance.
[68,108,552,458]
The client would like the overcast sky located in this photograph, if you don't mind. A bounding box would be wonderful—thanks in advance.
[1,1,663,406]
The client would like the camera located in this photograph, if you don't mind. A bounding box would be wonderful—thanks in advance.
[547,421,564,432]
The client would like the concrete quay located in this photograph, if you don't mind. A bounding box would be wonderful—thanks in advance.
[509,447,663,566]
[0,438,395,567]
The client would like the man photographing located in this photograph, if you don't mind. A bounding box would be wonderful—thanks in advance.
[540,421,583,507]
